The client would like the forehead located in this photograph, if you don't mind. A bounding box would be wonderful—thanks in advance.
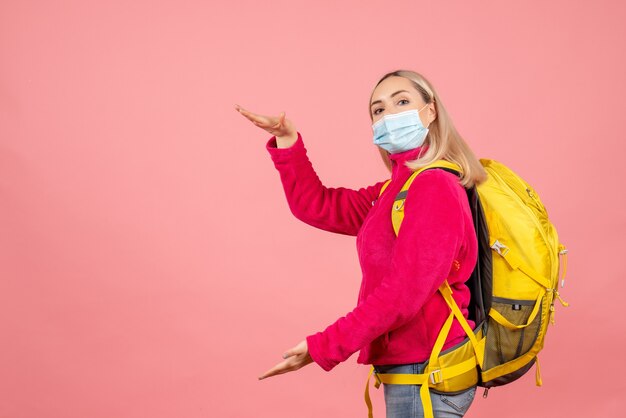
[371,76,417,101]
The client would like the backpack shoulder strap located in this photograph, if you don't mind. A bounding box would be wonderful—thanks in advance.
[378,179,392,198]
[391,160,463,235]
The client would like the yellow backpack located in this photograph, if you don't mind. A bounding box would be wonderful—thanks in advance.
[364,159,569,418]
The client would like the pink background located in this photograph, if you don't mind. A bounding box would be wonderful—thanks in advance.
[1,1,624,417]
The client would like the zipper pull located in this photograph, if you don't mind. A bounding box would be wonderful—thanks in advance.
[526,187,541,205]
[482,388,489,398]
[558,247,568,288]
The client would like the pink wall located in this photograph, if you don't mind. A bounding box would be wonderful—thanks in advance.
[1,0,624,416]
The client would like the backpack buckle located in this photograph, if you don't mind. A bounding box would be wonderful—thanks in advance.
[373,370,382,388]
[393,200,405,211]
[491,240,510,256]
[429,369,443,385]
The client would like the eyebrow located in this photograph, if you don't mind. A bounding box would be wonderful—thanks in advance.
[370,90,411,108]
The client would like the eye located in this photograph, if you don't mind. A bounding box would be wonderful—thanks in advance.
[398,99,409,105]
[373,108,383,115]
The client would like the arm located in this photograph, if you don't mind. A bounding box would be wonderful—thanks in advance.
[267,132,386,236]
[304,170,466,371]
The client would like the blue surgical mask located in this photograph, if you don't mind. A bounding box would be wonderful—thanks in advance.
[372,103,430,154]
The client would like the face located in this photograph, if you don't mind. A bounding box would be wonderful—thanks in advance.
[370,76,436,128]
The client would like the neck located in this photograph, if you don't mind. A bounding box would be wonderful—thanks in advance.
[388,144,428,179]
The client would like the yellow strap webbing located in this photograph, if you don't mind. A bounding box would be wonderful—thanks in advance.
[438,281,485,366]
[364,366,380,418]
[365,313,454,418]
[376,371,430,385]
[385,160,462,236]
[376,356,478,386]
[378,179,391,198]
[420,311,456,418]
[400,161,463,195]
[535,356,542,386]
[492,240,551,289]
[414,160,463,177]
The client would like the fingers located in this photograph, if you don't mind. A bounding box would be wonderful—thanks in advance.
[235,104,285,131]
[258,358,295,380]
[236,104,296,139]
[258,345,310,380]
[236,105,270,126]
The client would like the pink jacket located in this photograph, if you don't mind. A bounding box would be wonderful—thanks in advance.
[266,132,477,372]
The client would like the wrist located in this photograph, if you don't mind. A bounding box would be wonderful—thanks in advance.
[276,132,298,148]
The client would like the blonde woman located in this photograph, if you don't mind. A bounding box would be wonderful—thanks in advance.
[236,69,487,417]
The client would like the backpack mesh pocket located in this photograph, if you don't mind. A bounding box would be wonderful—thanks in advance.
[484,297,542,370]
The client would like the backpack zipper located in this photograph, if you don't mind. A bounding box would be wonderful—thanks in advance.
[525,187,546,213]
[486,168,566,322]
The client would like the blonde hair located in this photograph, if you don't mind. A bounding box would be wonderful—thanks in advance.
[369,70,487,188]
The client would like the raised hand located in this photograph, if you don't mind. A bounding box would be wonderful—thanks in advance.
[235,104,298,147]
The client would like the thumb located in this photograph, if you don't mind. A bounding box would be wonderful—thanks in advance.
[282,347,297,359]
[273,112,286,129]
[283,339,307,358]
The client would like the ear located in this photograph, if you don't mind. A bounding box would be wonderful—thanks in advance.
[427,101,437,125]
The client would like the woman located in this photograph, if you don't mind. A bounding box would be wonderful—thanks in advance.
[235,69,487,417]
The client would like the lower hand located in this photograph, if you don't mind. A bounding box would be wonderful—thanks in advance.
[258,339,314,380]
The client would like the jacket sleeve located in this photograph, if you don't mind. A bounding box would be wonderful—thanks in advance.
[305,169,467,371]
[266,132,386,236]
